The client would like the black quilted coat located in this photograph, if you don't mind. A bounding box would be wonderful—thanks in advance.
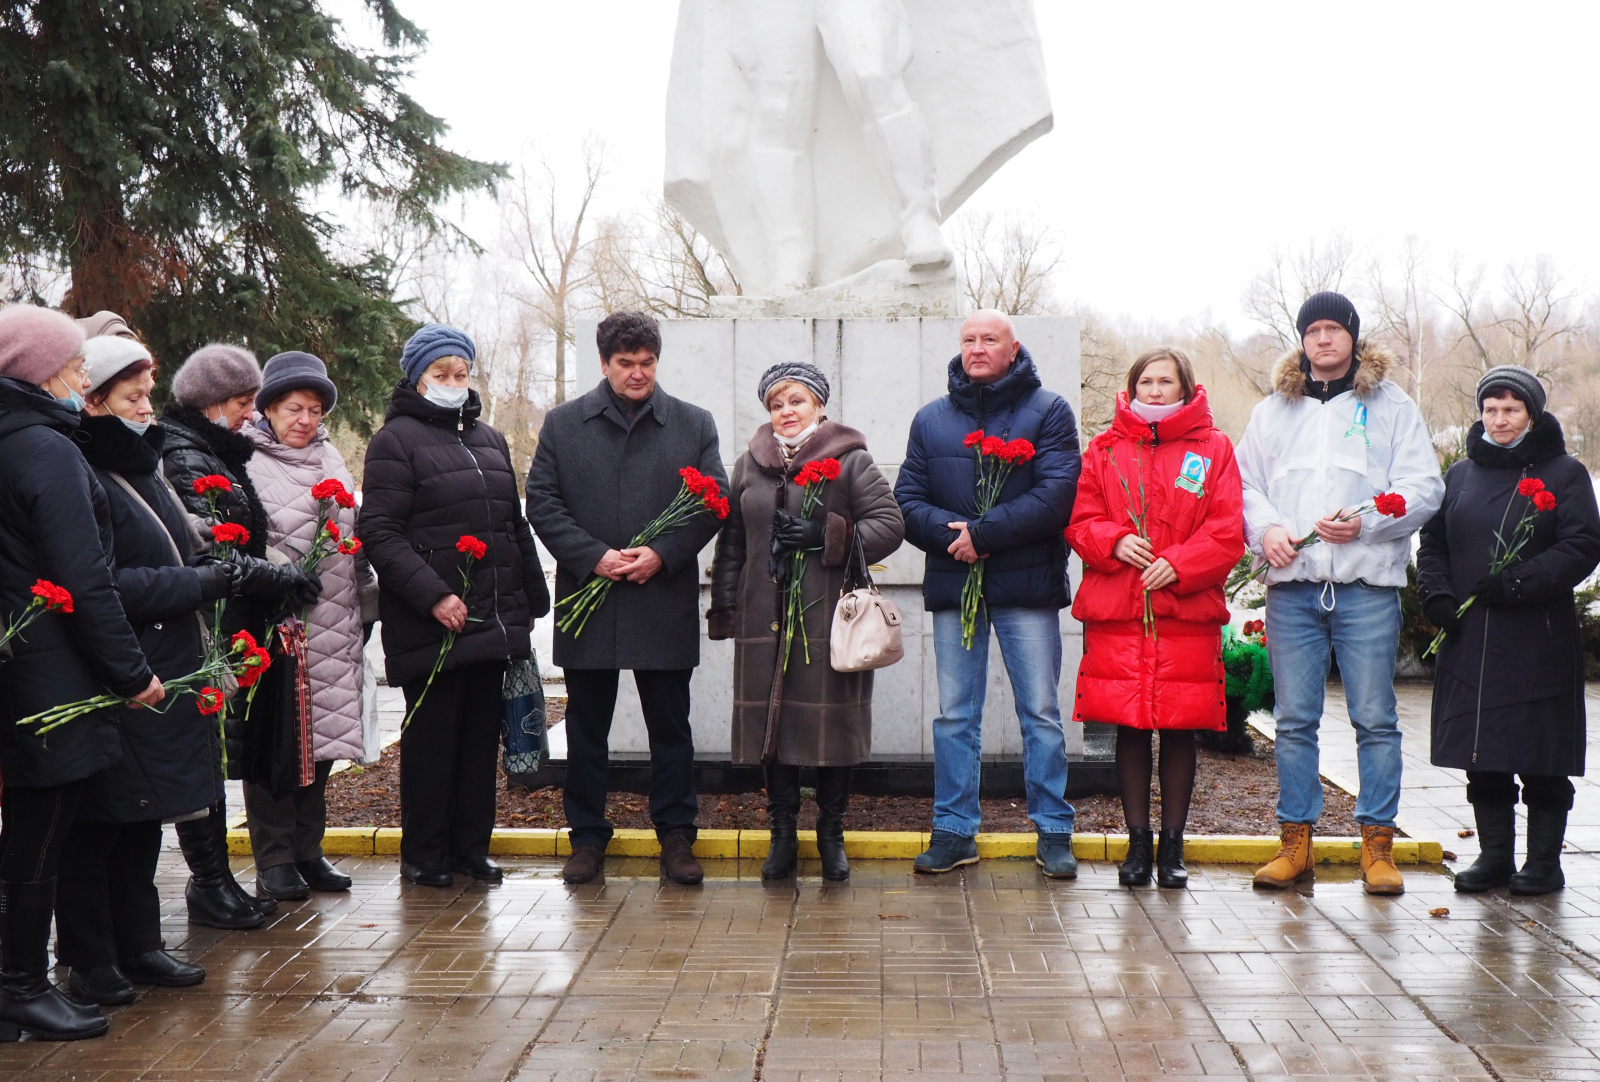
[0,378,153,787]
[74,414,220,822]
[360,382,550,688]
[158,404,270,561]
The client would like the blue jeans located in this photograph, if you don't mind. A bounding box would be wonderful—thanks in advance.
[1266,580,1403,827]
[931,606,1075,837]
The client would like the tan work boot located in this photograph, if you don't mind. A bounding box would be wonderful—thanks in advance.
[1253,822,1315,889]
[1360,824,1405,895]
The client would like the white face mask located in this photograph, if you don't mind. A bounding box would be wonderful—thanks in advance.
[423,384,469,409]
[119,417,152,437]
[211,412,231,428]
[775,420,819,448]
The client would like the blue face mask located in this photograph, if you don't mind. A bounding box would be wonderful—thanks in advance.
[119,417,152,437]
[423,383,469,410]
[50,377,85,413]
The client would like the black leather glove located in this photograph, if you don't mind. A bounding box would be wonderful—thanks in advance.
[194,561,235,603]
[228,553,305,602]
[295,569,323,608]
[1422,594,1462,636]
[773,508,824,551]
[1471,573,1508,607]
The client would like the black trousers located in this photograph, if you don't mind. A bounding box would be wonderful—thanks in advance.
[243,759,334,869]
[0,782,83,883]
[1466,770,1576,811]
[563,668,697,850]
[54,819,162,967]
[400,660,506,868]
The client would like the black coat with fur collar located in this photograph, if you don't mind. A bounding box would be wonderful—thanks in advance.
[159,403,270,561]
[1418,414,1600,775]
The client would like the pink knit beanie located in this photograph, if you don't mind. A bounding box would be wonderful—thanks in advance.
[0,306,86,387]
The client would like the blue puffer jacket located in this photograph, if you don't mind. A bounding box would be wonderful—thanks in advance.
[895,348,1081,611]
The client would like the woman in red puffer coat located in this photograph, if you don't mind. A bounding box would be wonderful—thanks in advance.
[1066,348,1244,891]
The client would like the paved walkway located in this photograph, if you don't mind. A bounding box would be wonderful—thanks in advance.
[7,684,1600,1082]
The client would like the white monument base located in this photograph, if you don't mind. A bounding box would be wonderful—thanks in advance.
[708,261,963,320]
[569,316,1084,762]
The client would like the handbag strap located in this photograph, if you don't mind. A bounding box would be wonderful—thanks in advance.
[107,472,186,566]
[841,526,876,594]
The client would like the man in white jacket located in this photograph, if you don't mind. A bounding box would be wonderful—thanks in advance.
[1238,292,1444,895]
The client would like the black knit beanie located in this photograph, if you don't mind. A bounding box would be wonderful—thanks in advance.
[1296,291,1360,345]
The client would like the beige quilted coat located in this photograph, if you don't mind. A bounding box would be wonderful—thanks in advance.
[244,422,367,762]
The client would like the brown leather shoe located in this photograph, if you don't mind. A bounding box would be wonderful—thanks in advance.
[659,832,704,886]
[562,845,605,885]
[1360,824,1405,895]
[1253,821,1315,889]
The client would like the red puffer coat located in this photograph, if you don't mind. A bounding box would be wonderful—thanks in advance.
[1067,388,1244,731]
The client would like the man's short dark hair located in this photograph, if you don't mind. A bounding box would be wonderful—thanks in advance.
[596,310,662,363]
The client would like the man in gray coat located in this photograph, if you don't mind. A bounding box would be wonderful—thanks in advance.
[526,311,728,885]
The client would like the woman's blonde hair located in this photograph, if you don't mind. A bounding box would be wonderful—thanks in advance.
[764,379,824,410]
[1125,347,1196,403]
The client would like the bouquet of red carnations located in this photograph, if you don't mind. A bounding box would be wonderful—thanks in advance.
[554,466,730,639]
[1230,492,1407,600]
[958,432,1036,649]
[0,579,73,658]
[779,457,840,670]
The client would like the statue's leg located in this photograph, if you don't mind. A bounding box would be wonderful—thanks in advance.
[740,0,821,291]
[816,0,952,271]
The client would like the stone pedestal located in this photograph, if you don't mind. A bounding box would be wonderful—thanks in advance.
[568,316,1083,762]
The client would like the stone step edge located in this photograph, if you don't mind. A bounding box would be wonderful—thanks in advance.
[228,828,1444,865]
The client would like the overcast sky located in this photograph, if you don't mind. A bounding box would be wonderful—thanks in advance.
[369,0,1600,331]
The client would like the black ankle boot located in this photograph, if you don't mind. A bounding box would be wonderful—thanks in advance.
[174,809,267,929]
[1156,828,1188,889]
[815,767,852,882]
[1454,799,1516,893]
[0,879,108,1041]
[1119,829,1154,887]
[1510,805,1568,896]
[762,764,800,880]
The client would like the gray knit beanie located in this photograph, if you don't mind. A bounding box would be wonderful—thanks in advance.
[757,361,830,408]
[171,344,262,409]
[1476,365,1546,423]
[259,350,337,413]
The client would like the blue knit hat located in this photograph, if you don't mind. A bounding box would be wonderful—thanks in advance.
[400,323,476,386]
[259,351,337,412]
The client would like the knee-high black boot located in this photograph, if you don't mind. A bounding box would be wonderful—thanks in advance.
[762,764,801,881]
[1454,799,1516,892]
[1510,806,1568,896]
[175,808,270,928]
[815,766,852,882]
[0,880,107,1041]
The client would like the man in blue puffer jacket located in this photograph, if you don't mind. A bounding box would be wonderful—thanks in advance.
[896,309,1082,878]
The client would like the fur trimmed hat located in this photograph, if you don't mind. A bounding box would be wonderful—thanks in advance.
[171,343,262,409]
[0,305,86,388]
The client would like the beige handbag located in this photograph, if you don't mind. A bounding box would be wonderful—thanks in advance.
[829,530,904,672]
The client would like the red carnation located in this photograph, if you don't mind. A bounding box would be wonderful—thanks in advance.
[1517,477,1546,498]
[211,522,250,547]
[963,430,985,448]
[456,535,487,560]
[1533,490,1558,512]
[311,479,347,502]
[196,687,225,716]
[334,490,356,509]
[326,521,342,543]
[193,475,232,496]
[701,478,721,502]
[235,646,272,689]
[679,466,707,495]
[338,537,362,555]
[980,435,1005,457]
[230,629,259,654]
[1002,439,1036,465]
[815,458,841,481]
[795,462,821,486]
[1372,492,1407,518]
[29,579,73,613]
[711,496,731,520]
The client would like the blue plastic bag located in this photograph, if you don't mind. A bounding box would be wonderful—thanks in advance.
[501,655,548,778]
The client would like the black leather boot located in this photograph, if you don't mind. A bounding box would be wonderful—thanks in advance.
[762,764,800,880]
[0,880,108,1041]
[1454,799,1516,893]
[174,809,268,929]
[1156,828,1188,889]
[1119,828,1154,887]
[815,766,852,882]
[1510,805,1568,896]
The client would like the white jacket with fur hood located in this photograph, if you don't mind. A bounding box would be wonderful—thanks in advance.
[244,421,371,762]
[1237,343,1444,589]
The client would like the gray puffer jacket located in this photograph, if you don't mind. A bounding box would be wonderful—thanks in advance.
[245,421,369,762]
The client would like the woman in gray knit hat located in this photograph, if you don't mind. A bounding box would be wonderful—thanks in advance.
[707,362,904,882]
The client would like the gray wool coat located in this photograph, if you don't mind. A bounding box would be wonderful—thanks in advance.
[708,422,904,766]
[526,380,727,670]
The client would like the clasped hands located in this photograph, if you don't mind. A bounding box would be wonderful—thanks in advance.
[1261,511,1362,569]
[594,546,664,585]
[1112,534,1176,590]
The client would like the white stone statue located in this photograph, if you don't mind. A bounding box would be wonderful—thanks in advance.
[665,0,1053,315]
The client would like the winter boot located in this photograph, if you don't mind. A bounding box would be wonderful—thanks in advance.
[762,764,801,881]
[1360,825,1405,895]
[0,880,108,1042]
[1253,822,1315,889]
[1156,828,1188,889]
[1510,806,1568,896]
[815,767,852,882]
[1119,829,1154,887]
[914,830,978,874]
[175,809,268,929]
[1453,799,1516,893]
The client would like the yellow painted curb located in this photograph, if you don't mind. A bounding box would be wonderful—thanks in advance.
[225,827,1444,865]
